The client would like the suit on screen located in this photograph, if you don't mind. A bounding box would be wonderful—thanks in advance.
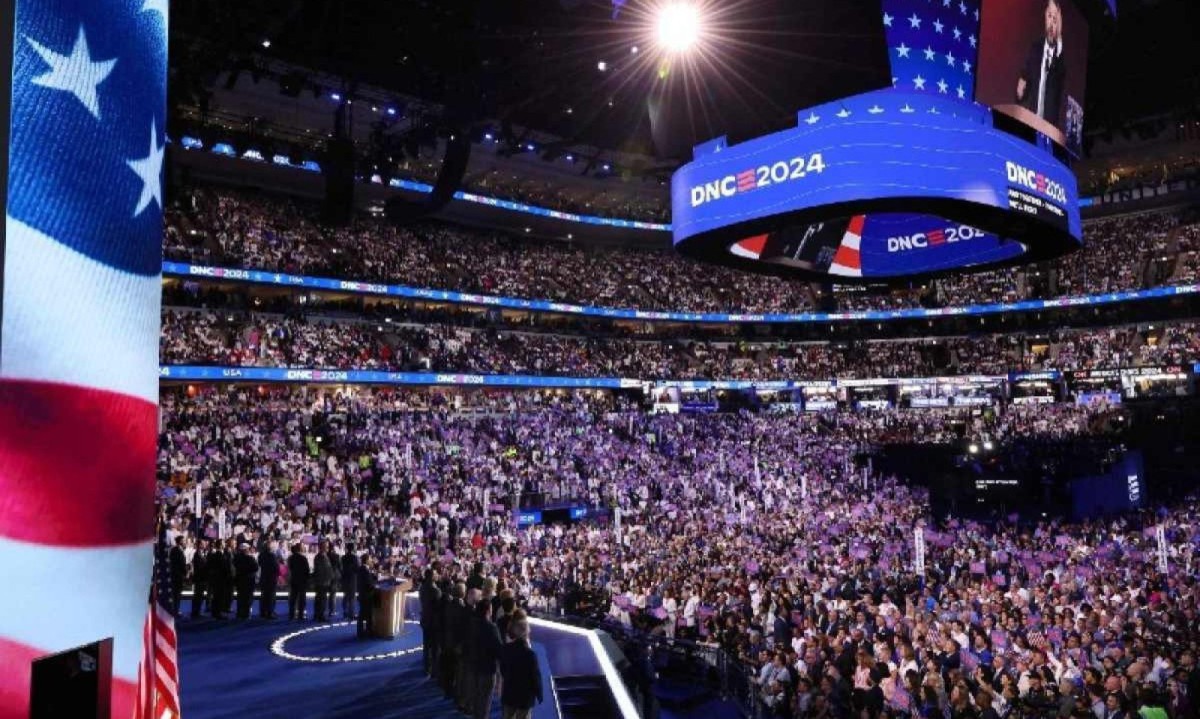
[1017,39,1067,128]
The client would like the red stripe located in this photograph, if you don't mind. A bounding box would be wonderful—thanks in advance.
[0,637,137,719]
[155,647,178,684]
[831,245,862,270]
[0,380,157,546]
[847,215,866,236]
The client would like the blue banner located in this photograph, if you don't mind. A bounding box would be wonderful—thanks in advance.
[158,365,636,389]
[164,260,1200,325]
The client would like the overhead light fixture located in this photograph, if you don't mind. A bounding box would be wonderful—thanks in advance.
[261,39,271,48]
[657,3,703,53]
[597,60,608,72]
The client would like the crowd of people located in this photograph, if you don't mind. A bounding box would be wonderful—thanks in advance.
[164,185,1200,316]
[157,386,1198,718]
[160,307,1200,381]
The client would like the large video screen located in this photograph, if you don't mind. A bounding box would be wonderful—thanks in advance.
[975,0,1089,154]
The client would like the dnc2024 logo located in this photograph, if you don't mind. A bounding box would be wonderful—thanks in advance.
[1005,161,1068,204]
[690,153,826,208]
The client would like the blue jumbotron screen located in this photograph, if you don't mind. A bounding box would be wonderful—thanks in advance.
[671,89,1080,280]
[671,0,1083,280]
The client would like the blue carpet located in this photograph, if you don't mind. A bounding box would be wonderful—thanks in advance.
[179,598,559,719]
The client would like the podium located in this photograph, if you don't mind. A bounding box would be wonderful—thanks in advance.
[370,580,413,639]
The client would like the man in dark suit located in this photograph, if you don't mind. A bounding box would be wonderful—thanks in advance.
[287,544,310,620]
[258,541,280,619]
[439,583,465,699]
[207,541,233,619]
[419,569,442,677]
[168,536,187,616]
[340,544,359,620]
[471,600,503,719]
[190,539,209,618]
[232,543,259,619]
[312,541,334,622]
[326,546,340,621]
[498,619,543,719]
[466,562,486,594]
[356,554,378,638]
[1016,0,1067,128]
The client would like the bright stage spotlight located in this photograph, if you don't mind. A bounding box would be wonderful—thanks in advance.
[656,3,701,53]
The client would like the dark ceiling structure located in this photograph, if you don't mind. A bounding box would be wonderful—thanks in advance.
[169,0,1200,163]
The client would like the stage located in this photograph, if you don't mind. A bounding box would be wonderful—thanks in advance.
[176,594,689,719]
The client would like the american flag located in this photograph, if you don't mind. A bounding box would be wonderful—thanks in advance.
[136,534,181,719]
[882,0,980,101]
[0,1,166,718]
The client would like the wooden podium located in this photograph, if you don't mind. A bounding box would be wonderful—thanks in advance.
[370,579,413,639]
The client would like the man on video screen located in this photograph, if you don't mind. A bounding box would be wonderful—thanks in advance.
[1016,0,1067,128]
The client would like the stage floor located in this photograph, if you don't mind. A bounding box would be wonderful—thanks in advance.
[177,598,558,719]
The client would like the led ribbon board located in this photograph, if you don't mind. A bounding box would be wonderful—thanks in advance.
[671,89,1081,281]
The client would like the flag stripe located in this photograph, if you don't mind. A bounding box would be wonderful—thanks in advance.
[0,636,137,719]
[0,379,157,546]
[1,216,162,404]
[0,537,153,682]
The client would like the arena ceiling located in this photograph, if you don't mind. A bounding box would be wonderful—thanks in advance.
[170,0,1200,162]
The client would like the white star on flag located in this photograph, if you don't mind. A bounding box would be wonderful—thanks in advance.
[908,13,922,28]
[933,19,944,33]
[896,43,911,58]
[25,26,117,120]
[127,119,165,216]
[946,52,956,67]
[883,12,893,26]
[969,34,977,48]
[963,60,972,74]
[943,0,951,7]
[805,113,820,125]
[953,27,962,40]
[960,1,968,14]
[975,8,979,20]
[924,46,937,61]
[913,75,926,90]
[957,85,966,99]
[836,108,851,118]
[937,79,949,94]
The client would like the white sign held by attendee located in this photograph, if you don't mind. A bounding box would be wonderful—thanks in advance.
[1156,524,1168,574]
[914,526,926,576]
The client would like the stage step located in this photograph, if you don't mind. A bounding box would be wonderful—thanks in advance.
[551,674,617,719]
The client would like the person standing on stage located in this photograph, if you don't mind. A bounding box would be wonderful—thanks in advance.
[419,568,442,678]
[471,599,503,719]
[340,544,359,620]
[258,541,280,619]
[168,536,187,616]
[498,619,543,719]
[287,543,311,620]
[207,540,231,619]
[190,539,209,618]
[326,544,340,621]
[440,582,465,699]
[356,553,378,638]
[312,540,334,622]
[233,542,259,619]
